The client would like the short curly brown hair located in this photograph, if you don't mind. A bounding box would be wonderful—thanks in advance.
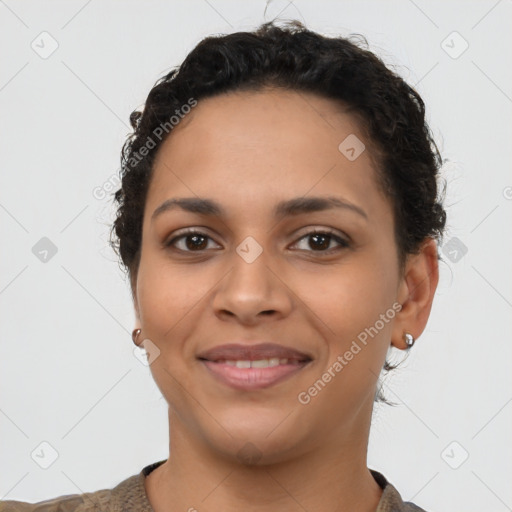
[109,19,447,404]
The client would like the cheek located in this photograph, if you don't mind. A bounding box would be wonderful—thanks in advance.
[303,255,397,375]
[136,259,203,403]
[303,259,395,331]
[136,257,204,338]
[295,277,394,424]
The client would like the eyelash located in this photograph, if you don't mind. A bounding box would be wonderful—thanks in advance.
[165,228,350,255]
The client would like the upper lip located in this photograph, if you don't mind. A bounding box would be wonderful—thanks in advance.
[197,343,313,362]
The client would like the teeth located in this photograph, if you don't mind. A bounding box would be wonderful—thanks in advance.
[251,359,278,368]
[220,358,296,368]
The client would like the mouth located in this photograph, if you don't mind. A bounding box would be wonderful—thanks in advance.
[196,343,313,391]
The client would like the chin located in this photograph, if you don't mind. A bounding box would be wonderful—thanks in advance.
[218,434,302,467]
[200,413,306,466]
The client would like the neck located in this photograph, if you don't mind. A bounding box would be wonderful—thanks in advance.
[145,401,383,512]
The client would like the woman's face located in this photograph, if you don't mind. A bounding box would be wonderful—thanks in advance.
[133,89,437,463]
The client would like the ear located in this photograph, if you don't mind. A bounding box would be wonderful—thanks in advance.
[131,271,141,326]
[391,237,440,350]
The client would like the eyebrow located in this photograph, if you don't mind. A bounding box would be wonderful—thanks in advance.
[151,196,368,222]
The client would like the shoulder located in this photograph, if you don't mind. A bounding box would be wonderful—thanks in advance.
[1,460,165,512]
[0,476,139,512]
[0,489,111,511]
[371,469,430,512]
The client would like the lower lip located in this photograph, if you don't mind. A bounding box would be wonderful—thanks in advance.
[200,360,310,391]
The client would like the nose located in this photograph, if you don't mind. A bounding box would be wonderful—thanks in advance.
[212,248,293,326]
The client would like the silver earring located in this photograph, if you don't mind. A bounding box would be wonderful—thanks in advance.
[404,332,415,348]
[132,328,141,346]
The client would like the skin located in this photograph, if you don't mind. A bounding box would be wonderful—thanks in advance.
[131,88,439,512]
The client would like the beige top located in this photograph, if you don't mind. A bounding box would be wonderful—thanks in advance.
[0,460,428,511]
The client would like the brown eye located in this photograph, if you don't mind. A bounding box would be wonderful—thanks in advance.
[164,228,349,255]
[292,229,350,253]
[165,230,220,252]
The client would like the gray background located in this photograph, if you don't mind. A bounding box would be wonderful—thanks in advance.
[1,1,511,510]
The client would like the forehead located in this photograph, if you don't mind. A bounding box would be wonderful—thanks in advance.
[146,89,389,224]
[154,88,366,161]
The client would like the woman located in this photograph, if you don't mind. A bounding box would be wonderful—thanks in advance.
[1,19,446,512]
